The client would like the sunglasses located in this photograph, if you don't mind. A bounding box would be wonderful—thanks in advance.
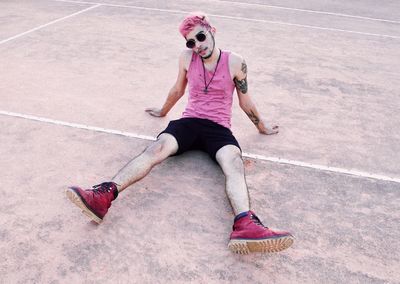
[186,30,209,49]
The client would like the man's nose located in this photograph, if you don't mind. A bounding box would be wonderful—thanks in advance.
[195,40,202,48]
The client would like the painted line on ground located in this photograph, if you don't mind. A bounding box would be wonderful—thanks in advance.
[0,110,156,141]
[1,110,399,184]
[53,0,400,40]
[243,153,400,184]
[0,4,101,45]
[216,0,400,24]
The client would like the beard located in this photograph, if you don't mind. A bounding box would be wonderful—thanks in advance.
[200,34,216,59]
[200,48,213,59]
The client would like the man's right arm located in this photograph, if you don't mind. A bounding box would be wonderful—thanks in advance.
[145,51,190,117]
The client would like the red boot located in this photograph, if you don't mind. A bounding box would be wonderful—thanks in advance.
[228,211,294,254]
[65,182,118,224]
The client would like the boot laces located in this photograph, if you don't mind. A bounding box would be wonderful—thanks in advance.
[250,214,268,228]
[92,182,115,194]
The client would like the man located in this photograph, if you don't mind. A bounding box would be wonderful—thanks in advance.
[66,12,294,254]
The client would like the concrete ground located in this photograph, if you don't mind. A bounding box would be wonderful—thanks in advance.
[1,0,399,283]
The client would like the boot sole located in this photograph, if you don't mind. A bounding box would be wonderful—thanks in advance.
[65,187,103,224]
[228,235,294,254]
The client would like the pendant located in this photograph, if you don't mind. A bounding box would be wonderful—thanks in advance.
[203,88,208,93]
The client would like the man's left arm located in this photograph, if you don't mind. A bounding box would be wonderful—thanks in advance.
[234,57,279,135]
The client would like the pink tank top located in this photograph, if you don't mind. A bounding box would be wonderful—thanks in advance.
[182,50,236,129]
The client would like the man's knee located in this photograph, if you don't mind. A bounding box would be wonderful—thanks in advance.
[144,133,178,158]
[233,152,245,172]
[216,145,244,175]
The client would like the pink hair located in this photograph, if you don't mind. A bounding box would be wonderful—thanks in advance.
[179,12,213,38]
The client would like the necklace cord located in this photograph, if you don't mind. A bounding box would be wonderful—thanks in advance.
[201,49,222,93]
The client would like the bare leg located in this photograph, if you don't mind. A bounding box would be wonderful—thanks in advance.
[112,133,178,192]
[215,145,250,216]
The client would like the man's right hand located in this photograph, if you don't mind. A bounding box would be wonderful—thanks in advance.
[145,108,165,117]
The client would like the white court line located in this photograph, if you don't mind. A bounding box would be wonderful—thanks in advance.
[244,153,400,184]
[1,110,399,184]
[216,0,400,24]
[0,4,101,45]
[0,110,156,141]
[53,0,400,40]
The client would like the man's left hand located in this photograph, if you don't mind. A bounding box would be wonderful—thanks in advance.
[258,121,279,135]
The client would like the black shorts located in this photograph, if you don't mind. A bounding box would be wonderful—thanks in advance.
[158,118,241,161]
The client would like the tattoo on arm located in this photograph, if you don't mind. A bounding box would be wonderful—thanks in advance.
[240,60,247,75]
[234,77,248,94]
[245,110,260,126]
[234,60,248,94]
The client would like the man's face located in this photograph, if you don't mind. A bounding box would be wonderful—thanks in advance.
[185,25,214,58]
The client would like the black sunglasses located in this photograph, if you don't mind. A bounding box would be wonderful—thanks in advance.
[186,30,209,49]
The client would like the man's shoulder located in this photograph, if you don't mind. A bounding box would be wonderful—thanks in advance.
[228,51,244,68]
[227,51,245,77]
[179,50,193,70]
[180,49,193,60]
